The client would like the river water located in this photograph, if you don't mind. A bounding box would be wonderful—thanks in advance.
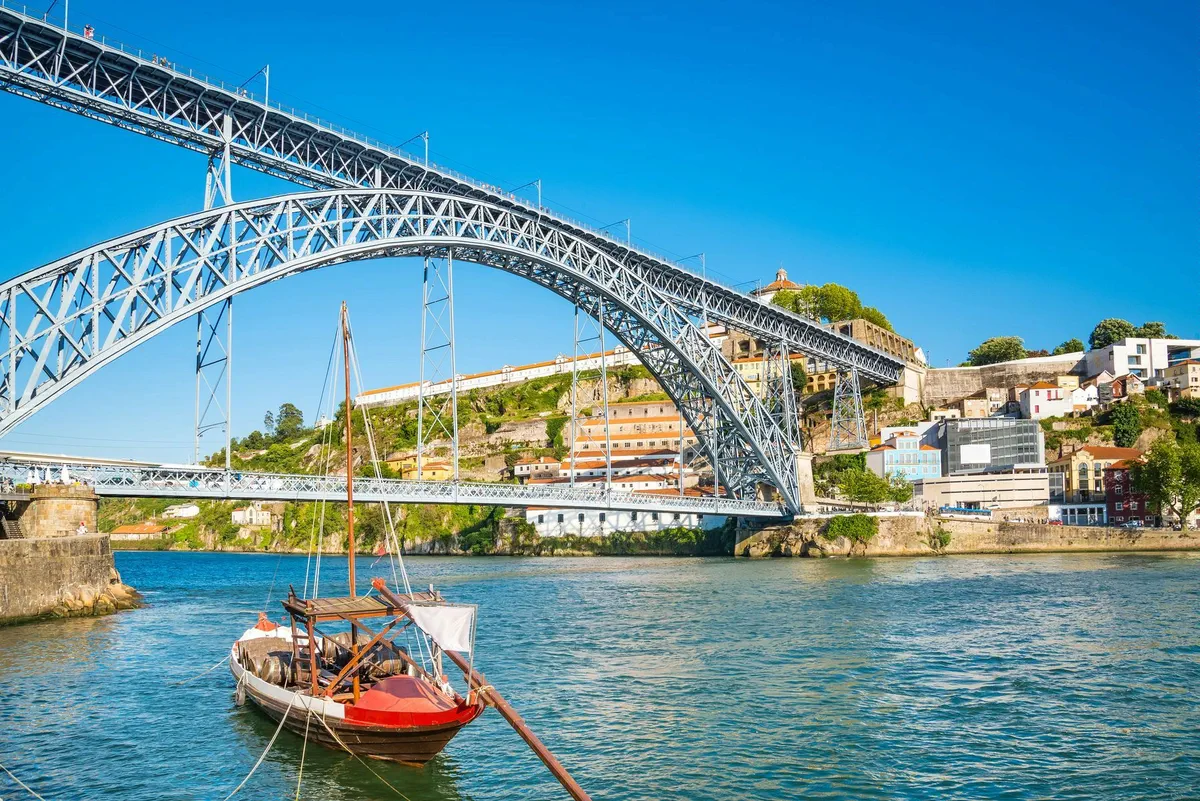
[1,552,1198,800]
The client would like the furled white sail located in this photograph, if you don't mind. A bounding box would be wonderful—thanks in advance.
[407,604,475,653]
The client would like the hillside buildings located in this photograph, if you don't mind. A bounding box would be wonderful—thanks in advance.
[1082,337,1200,381]
[866,432,941,482]
[1047,446,1143,503]
[941,418,1045,475]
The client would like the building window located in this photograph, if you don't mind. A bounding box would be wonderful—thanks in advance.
[599,513,606,523]
[651,512,659,521]
[673,513,680,521]
[537,514,544,524]
[631,511,638,521]
[1130,501,1138,510]
[1115,501,1124,511]
[1115,485,1123,495]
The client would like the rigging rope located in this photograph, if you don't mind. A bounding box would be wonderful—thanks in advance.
[220,694,296,801]
[0,759,50,801]
[171,654,230,685]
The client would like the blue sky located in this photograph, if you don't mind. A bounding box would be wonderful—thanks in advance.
[0,0,1194,462]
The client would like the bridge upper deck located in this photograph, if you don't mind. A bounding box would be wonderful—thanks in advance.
[0,3,903,384]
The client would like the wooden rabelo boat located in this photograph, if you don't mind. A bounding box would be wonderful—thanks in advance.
[229,303,593,800]
[230,303,483,765]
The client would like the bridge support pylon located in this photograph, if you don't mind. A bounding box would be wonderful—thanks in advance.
[828,366,868,452]
[194,114,235,467]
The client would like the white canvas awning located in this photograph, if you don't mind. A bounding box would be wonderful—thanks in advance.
[407,603,476,653]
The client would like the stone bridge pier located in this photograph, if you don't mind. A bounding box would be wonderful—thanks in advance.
[16,484,99,538]
[0,485,139,625]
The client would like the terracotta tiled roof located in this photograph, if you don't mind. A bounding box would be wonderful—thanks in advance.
[111,522,167,535]
[1029,380,1058,389]
[871,444,895,452]
[920,444,939,451]
[1080,446,1143,460]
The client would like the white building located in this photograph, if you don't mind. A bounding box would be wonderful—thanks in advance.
[162,503,200,519]
[525,503,725,538]
[914,472,1050,511]
[1082,337,1200,381]
[232,502,272,527]
[1019,381,1073,420]
[1069,384,1098,412]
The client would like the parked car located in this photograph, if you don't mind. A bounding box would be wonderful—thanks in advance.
[1119,520,1143,529]
[1049,520,1063,526]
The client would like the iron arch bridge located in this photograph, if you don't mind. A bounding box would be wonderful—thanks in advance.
[0,6,903,383]
[0,190,807,509]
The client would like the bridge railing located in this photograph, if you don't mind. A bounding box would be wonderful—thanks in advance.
[0,462,788,518]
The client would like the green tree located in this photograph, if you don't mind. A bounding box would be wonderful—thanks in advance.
[837,468,891,504]
[966,336,1026,366]
[1089,318,1136,350]
[859,306,893,331]
[863,389,889,434]
[790,361,808,395]
[814,283,862,323]
[1110,402,1142,448]
[276,402,305,438]
[263,411,275,434]
[1131,439,1200,523]
[887,473,914,503]
[773,283,866,323]
[1052,338,1085,355]
[1134,321,1174,339]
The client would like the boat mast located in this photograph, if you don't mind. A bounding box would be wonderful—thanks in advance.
[342,301,356,598]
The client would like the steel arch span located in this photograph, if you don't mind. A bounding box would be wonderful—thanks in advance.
[0,190,804,510]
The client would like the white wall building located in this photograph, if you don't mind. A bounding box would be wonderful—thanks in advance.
[232,502,272,527]
[1082,338,1200,381]
[1019,381,1073,420]
[526,505,725,538]
[162,503,200,519]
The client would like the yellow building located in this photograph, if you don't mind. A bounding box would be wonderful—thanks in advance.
[388,454,453,481]
[1056,375,1080,392]
[1166,360,1200,398]
[1047,445,1142,502]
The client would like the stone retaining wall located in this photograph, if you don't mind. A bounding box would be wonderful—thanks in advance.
[0,534,139,624]
[738,515,1200,558]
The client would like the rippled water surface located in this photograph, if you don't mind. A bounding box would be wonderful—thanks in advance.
[2,552,1199,800]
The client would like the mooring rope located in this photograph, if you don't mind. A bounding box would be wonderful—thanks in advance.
[0,759,50,801]
[293,708,312,801]
[172,654,230,685]
[311,711,415,801]
[221,695,296,801]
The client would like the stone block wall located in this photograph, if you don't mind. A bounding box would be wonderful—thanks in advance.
[0,534,134,623]
[17,484,98,538]
[739,514,1200,558]
[923,357,1084,409]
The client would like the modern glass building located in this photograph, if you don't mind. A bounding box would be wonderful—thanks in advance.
[940,418,1045,475]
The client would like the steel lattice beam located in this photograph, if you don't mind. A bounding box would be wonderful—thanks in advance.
[0,462,787,518]
[0,7,903,384]
[0,190,803,510]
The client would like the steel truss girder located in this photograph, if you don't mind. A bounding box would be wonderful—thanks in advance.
[0,8,903,385]
[0,462,787,518]
[0,190,802,510]
[829,367,868,452]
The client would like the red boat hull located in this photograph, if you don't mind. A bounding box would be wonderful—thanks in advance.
[243,679,484,765]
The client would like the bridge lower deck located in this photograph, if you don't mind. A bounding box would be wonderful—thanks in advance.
[0,463,789,519]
